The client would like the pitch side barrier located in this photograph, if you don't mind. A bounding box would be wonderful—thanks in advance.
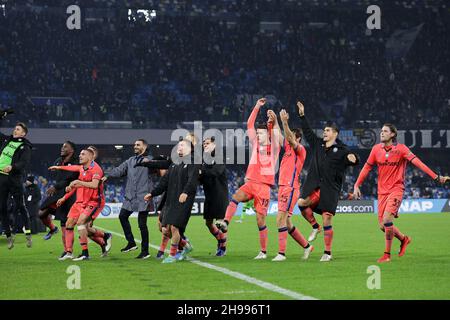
[96,198,450,219]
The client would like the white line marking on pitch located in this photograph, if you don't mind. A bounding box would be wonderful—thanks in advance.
[98,227,318,300]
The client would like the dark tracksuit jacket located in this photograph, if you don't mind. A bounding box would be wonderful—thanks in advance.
[299,115,360,214]
[0,130,33,235]
[200,154,228,220]
[149,155,200,229]
[40,155,79,219]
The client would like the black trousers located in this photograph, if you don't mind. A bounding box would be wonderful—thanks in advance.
[119,208,149,253]
[0,175,31,237]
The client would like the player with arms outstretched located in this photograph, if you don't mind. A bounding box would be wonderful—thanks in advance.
[353,123,449,263]
[50,149,111,261]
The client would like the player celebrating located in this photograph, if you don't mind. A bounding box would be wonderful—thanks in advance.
[39,141,78,258]
[353,124,449,263]
[201,137,228,256]
[216,98,281,259]
[296,101,359,262]
[0,115,33,249]
[135,154,172,259]
[104,139,153,259]
[50,149,111,261]
[144,139,200,263]
[271,109,313,262]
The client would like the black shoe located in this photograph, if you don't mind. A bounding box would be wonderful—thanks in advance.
[73,253,90,261]
[121,243,138,253]
[100,245,107,257]
[136,252,151,259]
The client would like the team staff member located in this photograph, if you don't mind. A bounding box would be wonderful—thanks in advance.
[0,111,33,249]
[24,175,42,234]
[296,101,359,262]
[144,139,200,263]
[105,139,153,259]
[135,154,171,259]
[201,137,228,256]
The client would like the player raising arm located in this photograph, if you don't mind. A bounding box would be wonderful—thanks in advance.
[296,101,359,262]
[216,98,281,260]
[271,109,313,262]
[353,123,449,263]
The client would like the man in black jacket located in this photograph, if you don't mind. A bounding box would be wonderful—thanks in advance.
[144,139,200,264]
[201,137,228,256]
[0,112,33,249]
[24,175,42,234]
[39,141,78,257]
[296,101,359,262]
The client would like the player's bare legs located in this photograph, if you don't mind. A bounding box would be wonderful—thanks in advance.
[273,210,288,261]
[86,223,112,257]
[378,212,411,262]
[378,217,410,259]
[274,210,289,260]
[39,208,59,240]
[254,213,268,259]
[298,197,321,242]
[162,224,181,263]
[205,218,227,256]
[59,217,77,260]
[320,212,334,262]
[216,189,250,232]
[271,215,313,261]
[73,214,92,261]
[378,212,395,263]
[156,220,170,259]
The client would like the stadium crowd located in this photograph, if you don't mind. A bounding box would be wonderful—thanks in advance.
[0,1,449,129]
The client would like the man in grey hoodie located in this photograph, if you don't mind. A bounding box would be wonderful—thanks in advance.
[104,139,153,259]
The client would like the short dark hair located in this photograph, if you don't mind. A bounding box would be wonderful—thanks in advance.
[16,122,28,135]
[256,123,268,130]
[324,123,339,134]
[203,136,215,143]
[179,138,194,150]
[383,123,397,141]
[64,141,76,151]
[136,139,148,146]
[292,128,303,140]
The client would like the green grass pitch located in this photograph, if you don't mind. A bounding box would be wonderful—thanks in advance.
[1,213,450,300]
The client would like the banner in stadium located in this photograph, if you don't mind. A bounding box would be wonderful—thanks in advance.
[316,129,450,149]
[98,198,206,219]
[97,198,449,218]
[374,199,450,214]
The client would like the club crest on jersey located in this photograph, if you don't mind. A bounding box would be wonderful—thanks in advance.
[333,147,338,153]
[183,164,187,168]
[385,153,389,158]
